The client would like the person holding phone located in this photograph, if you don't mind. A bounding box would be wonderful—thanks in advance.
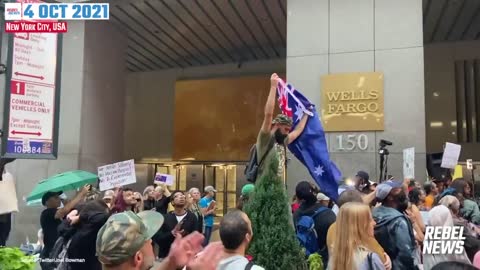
[39,184,90,270]
[154,190,199,259]
[200,186,217,246]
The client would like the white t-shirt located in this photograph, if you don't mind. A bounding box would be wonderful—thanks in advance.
[332,204,339,216]
[217,255,264,270]
[176,212,187,223]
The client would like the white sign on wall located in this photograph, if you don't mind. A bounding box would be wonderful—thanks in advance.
[98,160,137,191]
[441,142,462,169]
[403,147,415,179]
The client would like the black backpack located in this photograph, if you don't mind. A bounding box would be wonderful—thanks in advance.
[244,141,273,183]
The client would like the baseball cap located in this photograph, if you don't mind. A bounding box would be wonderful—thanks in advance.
[42,191,63,206]
[272,114,293,126]
[356,171,369,181]
[317,193,330,201]
[96,211,164,265]
[205,186,217,193]
[295,181,314,200]
[241,184,255,197]
[103,190,114,200]
[375,180,404,201]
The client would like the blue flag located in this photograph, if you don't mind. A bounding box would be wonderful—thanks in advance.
[277,80,342,201]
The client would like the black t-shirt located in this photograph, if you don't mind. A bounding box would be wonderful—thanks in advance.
[40,208,61,257]
[155,196,171,215]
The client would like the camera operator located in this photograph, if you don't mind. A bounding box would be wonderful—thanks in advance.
[355,171,372,195]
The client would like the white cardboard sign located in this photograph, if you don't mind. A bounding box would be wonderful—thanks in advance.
[441,142,462,169]
[154,173,174,186]
[98,160,136,191]
[403,147,415,179]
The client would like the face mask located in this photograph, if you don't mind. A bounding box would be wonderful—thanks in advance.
[274,129,287,144]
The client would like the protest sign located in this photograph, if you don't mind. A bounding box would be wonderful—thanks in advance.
[441,143,461,169]
[98,159,136,191]
[154,173,174,186]
[403,147,415,179]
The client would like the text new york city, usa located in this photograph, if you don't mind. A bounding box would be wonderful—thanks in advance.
[5,21,67,33]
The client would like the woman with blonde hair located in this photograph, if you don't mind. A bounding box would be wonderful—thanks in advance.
[143,185,155,210]
[133,192,144,213]
[329,202,385,270]
[188,187,204,233]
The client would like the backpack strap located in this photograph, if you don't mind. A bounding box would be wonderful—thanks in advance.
[257,139,275,167]
[311,206,328,219]
[245,261,255,270]
[367,253,374,270]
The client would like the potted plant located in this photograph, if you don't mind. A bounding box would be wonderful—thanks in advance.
[0,247,36,270]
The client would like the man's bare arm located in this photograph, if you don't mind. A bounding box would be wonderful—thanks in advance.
[362,191,376,205]
[261,73,279,134]
[55,185,89,219]
[287,113,309,144]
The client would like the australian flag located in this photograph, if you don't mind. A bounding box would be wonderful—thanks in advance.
[277,80,342,202]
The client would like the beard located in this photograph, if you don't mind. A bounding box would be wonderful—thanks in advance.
[395,193,409,213]
[274,129,288,144]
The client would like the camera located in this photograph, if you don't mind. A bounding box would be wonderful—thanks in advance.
[379,139,393,147]
[378,139,393,183]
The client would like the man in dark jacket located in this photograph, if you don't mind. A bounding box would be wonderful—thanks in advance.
[293,181,336,266]
[373,180,418,270]
[154,190,199,259]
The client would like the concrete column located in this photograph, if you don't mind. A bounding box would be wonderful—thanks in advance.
[286,0,425,196]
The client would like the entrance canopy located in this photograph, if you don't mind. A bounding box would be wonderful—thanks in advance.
[106,0,286,72]
[423,0,480,44]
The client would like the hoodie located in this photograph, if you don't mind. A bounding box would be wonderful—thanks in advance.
[372,206,418,270]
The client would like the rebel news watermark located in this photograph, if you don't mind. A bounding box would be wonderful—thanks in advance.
[423,226,466,255]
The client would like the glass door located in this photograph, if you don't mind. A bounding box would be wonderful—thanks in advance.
[204,164,237,223]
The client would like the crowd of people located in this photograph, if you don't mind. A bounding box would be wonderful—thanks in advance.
[33,169,480,270]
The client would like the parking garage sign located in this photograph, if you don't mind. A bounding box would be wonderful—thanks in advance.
[1,0,62,159]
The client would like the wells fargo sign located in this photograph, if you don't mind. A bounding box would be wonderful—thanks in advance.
[321,72,384,132]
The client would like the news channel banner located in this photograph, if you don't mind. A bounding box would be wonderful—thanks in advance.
[5,2,109,33]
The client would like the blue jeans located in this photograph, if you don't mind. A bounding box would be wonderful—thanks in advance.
[203,226,212,247]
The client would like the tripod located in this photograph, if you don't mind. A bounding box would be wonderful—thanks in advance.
[378,147,389,183]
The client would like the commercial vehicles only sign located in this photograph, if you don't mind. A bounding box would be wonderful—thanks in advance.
[1,1,62,159]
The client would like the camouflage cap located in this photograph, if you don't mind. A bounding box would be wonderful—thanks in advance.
[272,114,293,126]
[96,211,164,265]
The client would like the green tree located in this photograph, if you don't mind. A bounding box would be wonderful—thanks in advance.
[244,155,308,270]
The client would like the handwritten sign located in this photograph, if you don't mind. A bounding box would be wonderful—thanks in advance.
[403,147,415,179]
[441,142,461,169]
[98,160,136,191]
[154,173,174,186]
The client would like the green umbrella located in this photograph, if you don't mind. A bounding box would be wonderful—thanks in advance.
[26,170,98,203]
